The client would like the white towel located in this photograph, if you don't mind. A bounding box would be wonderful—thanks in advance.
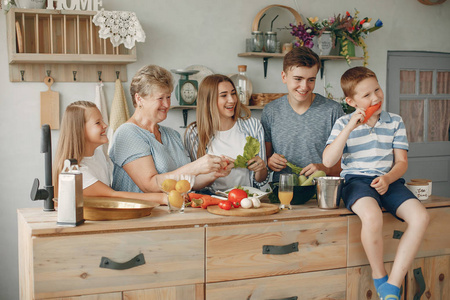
[95,82,109,156]
[107,78,130,152]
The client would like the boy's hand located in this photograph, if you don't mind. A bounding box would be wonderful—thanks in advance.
[348,108,366,129]
[268,153,287,172]
[370,176,390,195]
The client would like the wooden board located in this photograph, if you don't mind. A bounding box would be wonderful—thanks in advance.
[83,197,159,221]
[40,76,60,129]
[207,203,278,217]
[15,21,24,53]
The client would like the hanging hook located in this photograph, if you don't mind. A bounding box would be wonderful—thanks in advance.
[98,71,102,81]
[20,70,25,81]
[46,70,51,77]
[116,71,120,79]
[73,71,77,81]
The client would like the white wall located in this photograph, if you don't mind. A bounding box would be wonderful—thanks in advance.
[1,0,449,298]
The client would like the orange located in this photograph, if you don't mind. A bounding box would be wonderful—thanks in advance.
[168,190,184,208]
[161,179,177,193]
[175,179,191,194]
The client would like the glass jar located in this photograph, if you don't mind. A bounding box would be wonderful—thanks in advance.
[251,31,264,52]
[265,31,277,53]
[232,65,251,105]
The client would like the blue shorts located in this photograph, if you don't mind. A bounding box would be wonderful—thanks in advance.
[342,175,418,221]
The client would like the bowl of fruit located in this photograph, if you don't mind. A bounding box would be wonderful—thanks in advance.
[156,174,195,213]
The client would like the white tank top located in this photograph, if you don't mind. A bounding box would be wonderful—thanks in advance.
[207,122,251,191]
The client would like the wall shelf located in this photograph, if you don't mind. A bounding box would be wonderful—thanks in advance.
[238,52,364,79]
[6,8,136,82]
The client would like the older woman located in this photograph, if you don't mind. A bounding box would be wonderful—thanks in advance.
[110,65,231,193]
[184,74,268,191]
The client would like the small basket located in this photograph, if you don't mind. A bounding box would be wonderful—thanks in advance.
[250,93,286,106]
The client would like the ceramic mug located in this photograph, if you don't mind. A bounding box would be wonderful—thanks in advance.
[411,179,432,196]
[406,182,429,201]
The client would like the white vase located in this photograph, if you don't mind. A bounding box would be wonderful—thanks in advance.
[15,0,46,9]
[311,32,333,56]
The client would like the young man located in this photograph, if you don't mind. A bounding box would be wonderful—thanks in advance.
[261,46,344,182]
[323,66,429,300]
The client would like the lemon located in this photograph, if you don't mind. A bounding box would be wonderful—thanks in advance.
[168,190,184,208]
[161,179,177,192]
[175,179,191,194]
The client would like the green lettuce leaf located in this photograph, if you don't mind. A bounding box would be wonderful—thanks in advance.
[234,136,260,168]
[286,161,303,174]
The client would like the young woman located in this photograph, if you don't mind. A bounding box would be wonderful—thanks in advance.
[53,101,166,204]
[184,74,269,191]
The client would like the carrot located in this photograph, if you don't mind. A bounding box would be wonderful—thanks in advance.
[362,102,382,123]
[187,193,222,209]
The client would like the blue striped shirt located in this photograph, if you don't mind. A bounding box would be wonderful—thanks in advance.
[184,117,269,188]
[326,111,409,177]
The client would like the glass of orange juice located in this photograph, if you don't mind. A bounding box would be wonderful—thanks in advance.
[279,174,294,210]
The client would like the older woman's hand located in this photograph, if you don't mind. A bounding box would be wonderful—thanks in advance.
[214,155,234,178]
[192,154,226,175]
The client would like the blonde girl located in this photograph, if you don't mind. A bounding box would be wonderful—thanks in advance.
[53,101,165,204]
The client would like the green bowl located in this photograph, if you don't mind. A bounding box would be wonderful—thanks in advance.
[272,185,316,205]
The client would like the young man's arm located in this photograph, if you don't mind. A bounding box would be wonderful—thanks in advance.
[265,141,287,172]
[370,148,408,195]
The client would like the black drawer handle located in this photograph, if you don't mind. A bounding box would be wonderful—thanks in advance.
[263,242,299,255]
[268,297,298,300]
[413,267,426,300]
[393,230,404,239]
[99,253,145,270]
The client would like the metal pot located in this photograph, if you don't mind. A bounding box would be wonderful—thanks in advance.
[314,177,344,209]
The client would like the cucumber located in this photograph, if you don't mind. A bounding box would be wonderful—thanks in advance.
[300,170,326,186]
[299,175,307,185]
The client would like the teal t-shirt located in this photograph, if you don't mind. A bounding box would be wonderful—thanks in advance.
[110,123,190,192]
[261,94,344,182]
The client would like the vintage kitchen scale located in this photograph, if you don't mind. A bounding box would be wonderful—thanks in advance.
[171,69,199,105]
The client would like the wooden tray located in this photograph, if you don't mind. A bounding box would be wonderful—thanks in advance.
[207,203,279,217]
[83,197,159,221]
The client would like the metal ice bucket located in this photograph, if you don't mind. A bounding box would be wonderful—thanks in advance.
[314,177,344,209]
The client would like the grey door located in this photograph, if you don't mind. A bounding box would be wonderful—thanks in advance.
[387,51,450,197]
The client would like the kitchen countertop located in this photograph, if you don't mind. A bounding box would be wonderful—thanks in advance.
[18,195,450,236]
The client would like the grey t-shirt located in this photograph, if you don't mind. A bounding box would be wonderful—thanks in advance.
[261,93,344,182]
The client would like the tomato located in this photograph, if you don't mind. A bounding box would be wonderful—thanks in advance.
[228,189,247,204]
[232,201,241,208]
[219,200,232,210]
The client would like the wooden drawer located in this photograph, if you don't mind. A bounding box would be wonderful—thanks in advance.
[123,283,204,300]
[206,217,347,282]
[348,207,450,267]
[32,227,204,299]
[206,268,346,300]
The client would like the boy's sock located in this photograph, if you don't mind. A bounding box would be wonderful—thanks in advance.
[373,275,388,292]
[377,282,400,300]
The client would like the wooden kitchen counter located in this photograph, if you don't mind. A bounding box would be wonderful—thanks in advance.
[18,195,450,236]
[18,195,450,300]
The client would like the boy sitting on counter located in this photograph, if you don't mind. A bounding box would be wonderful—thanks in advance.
[323,66,429,300]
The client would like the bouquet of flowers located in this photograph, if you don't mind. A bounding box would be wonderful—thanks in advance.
[330,9,383,65]
[289,23,315,48]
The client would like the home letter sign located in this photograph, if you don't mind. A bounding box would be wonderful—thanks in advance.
[47,0,103,11]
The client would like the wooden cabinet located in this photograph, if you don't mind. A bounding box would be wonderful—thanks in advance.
[18,196,450,299]
[6,8,136,82]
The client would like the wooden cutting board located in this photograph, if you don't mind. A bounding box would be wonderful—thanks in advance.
[207,203,279,217]
[40,76,60,129]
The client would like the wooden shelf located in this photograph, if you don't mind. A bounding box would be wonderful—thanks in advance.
[238,52,364,78]
[6,8,136,82]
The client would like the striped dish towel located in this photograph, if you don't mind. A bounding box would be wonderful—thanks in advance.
[95,81,109,156]
[107,78,130,152]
